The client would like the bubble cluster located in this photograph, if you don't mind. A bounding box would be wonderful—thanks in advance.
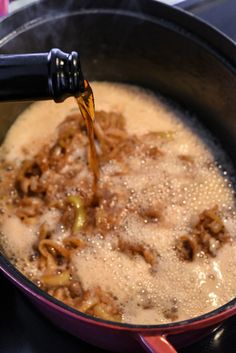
[71,103,236,324]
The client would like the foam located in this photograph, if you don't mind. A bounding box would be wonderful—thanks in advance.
[0,214,37,268]
[0,82,236,324]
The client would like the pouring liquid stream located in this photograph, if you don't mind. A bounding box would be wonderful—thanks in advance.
[75,80,99,193]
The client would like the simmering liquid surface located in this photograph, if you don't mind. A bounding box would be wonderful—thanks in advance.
[0,82,236,324]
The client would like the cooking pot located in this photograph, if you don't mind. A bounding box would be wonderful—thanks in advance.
[0,1,236,352]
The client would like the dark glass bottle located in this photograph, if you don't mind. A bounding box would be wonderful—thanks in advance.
[0,48,85,102]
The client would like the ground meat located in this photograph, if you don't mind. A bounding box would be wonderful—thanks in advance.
[16,196,44,220]
[11,113,92,220]
[68,280,83,299]
[163,304,178,321]
[143,145,163,159]
[46,279,120,319]
[118,238,158,268]
[15,160,44,197]
[176,235,199,261]
[95,110,126,132]
[138,205,161,223]
[60,203,76,230]
[86,287,122,321]
[178,155,194,164]
[101,136,139,163]
[48,286,75,307]
[176,206,230,260]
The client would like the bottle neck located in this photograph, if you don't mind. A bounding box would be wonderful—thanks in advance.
[0,48,85,102]
[48,48,85,102]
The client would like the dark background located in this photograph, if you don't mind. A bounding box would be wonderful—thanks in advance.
[1,0,236,352]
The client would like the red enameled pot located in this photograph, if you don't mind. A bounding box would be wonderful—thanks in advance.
[1,1,236,352]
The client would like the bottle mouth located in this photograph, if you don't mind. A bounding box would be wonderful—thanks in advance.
[68,51,85,96]
[48,48,85,102]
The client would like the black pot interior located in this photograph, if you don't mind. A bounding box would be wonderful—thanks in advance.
[0,0,236,328]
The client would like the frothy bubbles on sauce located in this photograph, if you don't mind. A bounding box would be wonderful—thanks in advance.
[0,82,236,325]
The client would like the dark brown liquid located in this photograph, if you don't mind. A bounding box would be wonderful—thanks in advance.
[76,80,99,187]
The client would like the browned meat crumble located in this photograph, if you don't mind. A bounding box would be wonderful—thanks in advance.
[176,206,230,261]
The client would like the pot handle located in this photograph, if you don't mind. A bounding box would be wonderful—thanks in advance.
[137,333,177,353]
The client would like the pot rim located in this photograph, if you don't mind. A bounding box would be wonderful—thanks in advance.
[1,0,236,68]
[0,0,236,332]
